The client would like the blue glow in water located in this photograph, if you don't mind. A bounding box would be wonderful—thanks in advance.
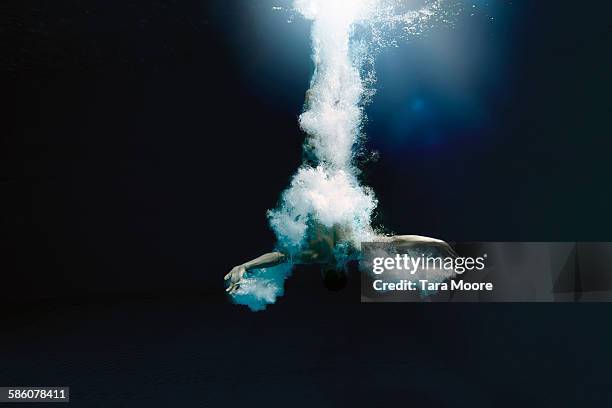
[230,263,294,312]
[411,97,426,112]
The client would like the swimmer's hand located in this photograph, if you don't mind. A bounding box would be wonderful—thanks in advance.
[225,265,247,295]
[224,252,288,294]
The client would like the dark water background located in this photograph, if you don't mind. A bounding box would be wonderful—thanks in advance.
[3,0,612,406]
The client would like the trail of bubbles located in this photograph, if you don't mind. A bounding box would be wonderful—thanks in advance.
[234,0,449,310]
[270,0,446,255]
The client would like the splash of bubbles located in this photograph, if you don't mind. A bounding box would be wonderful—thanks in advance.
[268,165,378,255]
[234,0,450,310]
[230,263,293,311]
[271,0,446,251]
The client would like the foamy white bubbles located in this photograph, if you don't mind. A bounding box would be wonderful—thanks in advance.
[230,263,294,311]
[233,0,447,310]
[268,165,378,254]
[296,1,377,169]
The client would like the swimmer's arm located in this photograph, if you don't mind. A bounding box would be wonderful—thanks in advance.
[240,249,326,267]
[225,252,288,294]
[242,252,288,271]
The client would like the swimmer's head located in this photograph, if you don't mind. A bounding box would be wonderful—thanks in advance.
[321,265,348,291]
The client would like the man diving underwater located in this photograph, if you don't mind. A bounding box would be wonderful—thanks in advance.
[224,222,457,294]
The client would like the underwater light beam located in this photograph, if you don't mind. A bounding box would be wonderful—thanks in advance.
[232,0,448,311]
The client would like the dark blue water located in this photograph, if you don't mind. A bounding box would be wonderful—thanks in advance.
[2,268,611,407]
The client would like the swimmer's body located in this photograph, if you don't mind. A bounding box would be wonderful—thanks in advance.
[225,224,456,294]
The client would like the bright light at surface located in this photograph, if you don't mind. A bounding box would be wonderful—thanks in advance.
[294,0,379,22]
[233,0,454,310]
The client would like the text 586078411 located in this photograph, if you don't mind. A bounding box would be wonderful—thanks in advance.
[0,387,69,403]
